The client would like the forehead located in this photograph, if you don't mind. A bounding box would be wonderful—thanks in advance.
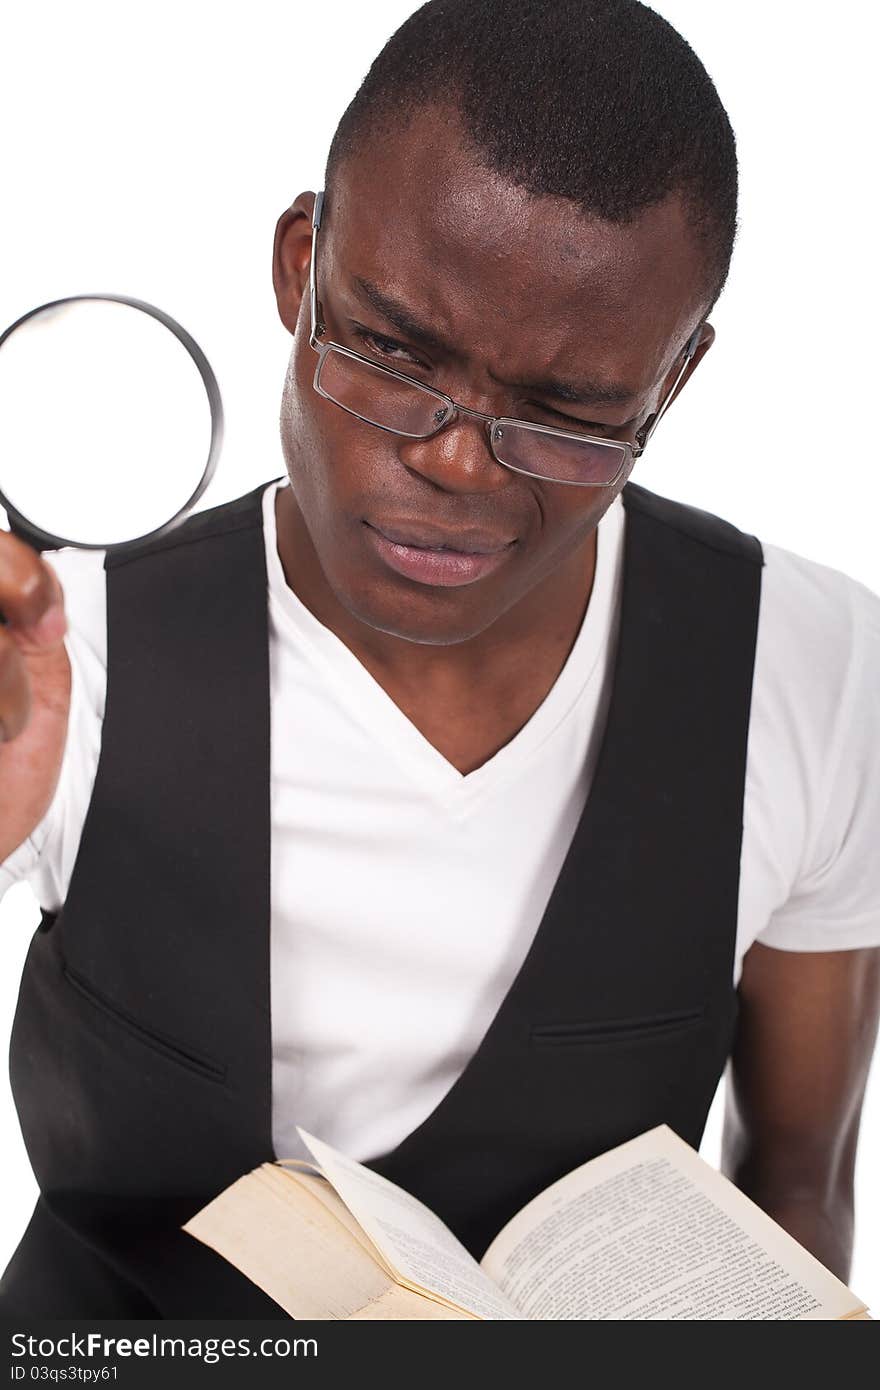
[327,108,707,397]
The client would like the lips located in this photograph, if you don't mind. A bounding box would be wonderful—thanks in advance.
[363,521,517,588]
[367,521,515,554]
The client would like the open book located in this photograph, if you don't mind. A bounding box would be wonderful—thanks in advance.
[183,1125,869,1320]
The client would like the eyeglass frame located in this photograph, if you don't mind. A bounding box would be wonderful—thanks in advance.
[307,189,703,488]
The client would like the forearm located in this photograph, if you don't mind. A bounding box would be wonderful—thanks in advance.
[723,944,880,1287]
[722,1109,856,1280]
[722,1095,856,1278]
[739,1186,853,1281]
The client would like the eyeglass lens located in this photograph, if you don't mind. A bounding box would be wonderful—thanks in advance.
[316,347,627,486]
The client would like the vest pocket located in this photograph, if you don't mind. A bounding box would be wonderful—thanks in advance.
[61,963,227,1083]
[530,1006,704,1047]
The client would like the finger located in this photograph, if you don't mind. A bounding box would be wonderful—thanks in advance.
[0,627,32,742]
[0,534,66,645]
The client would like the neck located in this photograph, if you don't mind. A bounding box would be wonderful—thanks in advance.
[273,484,597,706]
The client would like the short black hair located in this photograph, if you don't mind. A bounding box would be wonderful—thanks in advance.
[326,0,738,312]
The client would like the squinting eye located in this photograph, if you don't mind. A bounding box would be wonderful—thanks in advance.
[353,327,426,368]
[536,407,612,435]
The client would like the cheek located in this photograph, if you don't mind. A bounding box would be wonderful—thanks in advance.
[279,345,310,459]
[544,449,635,553]
[538,486,614,554]
[283,344,348,499]
[282,344,392,538]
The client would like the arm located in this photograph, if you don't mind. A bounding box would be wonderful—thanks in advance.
[722,941,880,1280]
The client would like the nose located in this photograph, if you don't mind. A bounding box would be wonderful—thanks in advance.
[397,407,511,496]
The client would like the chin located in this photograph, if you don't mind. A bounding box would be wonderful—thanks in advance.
[338,583,502,648]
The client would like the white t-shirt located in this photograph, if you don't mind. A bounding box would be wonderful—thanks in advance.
[2,479,880,1163]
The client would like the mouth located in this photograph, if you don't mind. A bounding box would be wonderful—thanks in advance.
[363,521,517,588]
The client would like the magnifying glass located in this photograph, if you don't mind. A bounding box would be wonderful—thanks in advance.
[0,294,222,551]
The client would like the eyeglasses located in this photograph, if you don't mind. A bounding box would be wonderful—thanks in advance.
[307,190,701,488]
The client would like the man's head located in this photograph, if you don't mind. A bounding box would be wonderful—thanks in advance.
[272,0,736,651]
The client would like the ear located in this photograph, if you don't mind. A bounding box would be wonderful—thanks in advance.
[272,191,319,336]
[671,319,715,405]
[685,319,715,370]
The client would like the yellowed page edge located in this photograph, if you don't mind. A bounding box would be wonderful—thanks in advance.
[184,1164,397,1320]
[280,1168,399,1277]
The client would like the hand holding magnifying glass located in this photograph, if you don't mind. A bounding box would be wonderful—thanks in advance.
[0,294,223,852]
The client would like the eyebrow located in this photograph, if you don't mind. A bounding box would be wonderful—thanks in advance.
[505,375,637,409]
[352,275,638,410]
[353,277,451,355]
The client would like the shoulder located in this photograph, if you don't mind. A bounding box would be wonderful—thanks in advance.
[104,478,277,571]
[621,482,762,565]
[622,488,880,956]
[756,541,879,713]
[622,483,878,687]
[752,541,880,862]
[33,478,283,694]
[744,540,880,953]
[748,538,880,837]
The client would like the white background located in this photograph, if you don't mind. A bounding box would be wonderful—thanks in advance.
[1,0,877,1311]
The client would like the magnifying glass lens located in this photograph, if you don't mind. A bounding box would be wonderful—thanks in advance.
[0,297,220,549]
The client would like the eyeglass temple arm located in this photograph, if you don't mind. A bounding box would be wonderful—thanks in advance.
[634,325,704,455]
[309,190,326,343]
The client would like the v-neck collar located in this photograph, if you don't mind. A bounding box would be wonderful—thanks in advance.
[264,480,624,809]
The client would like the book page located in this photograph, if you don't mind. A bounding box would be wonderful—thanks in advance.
[297,1128,520,1320]
[283,1169,398,1273]
[184,1164,398,1319]
[480,1127,866,1320]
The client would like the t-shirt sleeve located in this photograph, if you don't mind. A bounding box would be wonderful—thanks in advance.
[757,571,880,953]
[0,548,107,913]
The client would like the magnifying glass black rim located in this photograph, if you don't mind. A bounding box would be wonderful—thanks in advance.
[0,291,223,552]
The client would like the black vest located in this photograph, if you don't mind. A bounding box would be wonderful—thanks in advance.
[0,481,763,1317]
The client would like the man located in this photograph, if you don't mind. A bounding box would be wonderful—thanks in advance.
[0,0,878,1318]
